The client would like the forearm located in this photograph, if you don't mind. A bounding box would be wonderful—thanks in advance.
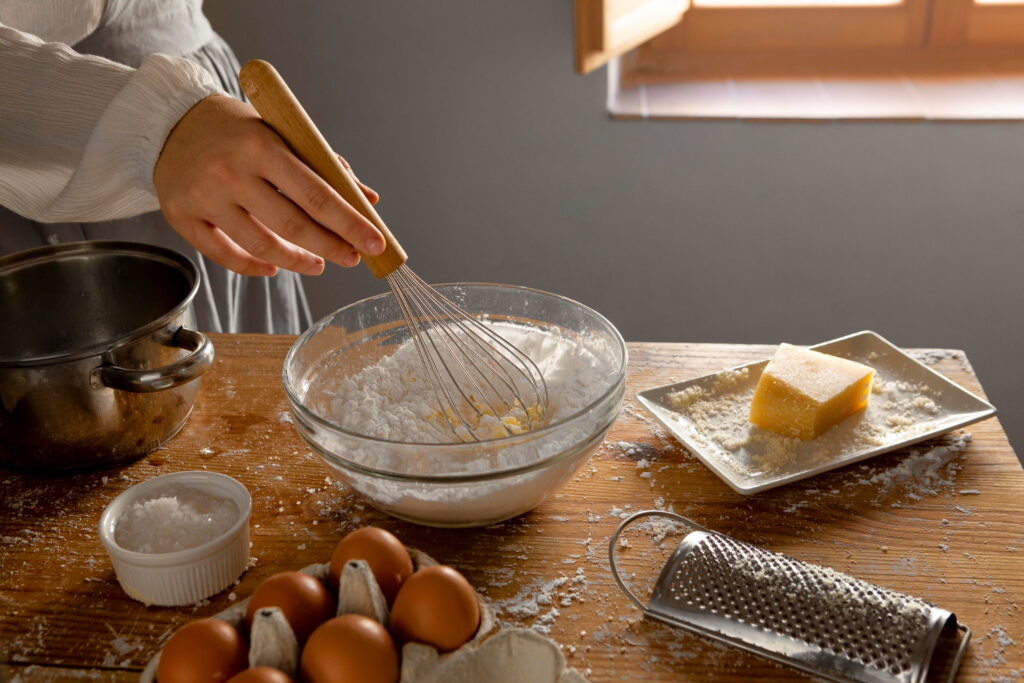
[0,22,224,223]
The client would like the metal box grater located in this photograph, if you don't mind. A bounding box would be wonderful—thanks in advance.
[610,511,969,683]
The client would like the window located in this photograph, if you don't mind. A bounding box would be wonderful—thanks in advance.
[574,0,1024,119]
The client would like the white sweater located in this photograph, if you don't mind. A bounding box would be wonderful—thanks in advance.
[0,0,224,223]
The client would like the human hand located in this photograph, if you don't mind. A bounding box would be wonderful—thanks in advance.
[153,94,384,276]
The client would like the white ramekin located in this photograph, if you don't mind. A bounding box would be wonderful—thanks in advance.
[98,470,252,606]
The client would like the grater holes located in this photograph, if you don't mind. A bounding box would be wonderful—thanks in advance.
[847,645,866,663]
[656,532,937,677]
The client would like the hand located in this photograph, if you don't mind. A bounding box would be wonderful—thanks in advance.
[153,94,384,277]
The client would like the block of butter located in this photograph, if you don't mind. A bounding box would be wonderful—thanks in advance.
[749,344,874,440]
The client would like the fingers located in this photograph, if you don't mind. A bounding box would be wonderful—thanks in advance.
[263,150,386,262]
[240,179,362,268]
[359,180,380,206]
[215,205,328,276]
[172,217,279,278]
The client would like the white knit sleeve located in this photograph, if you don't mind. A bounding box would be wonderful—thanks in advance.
[0,22,225,223]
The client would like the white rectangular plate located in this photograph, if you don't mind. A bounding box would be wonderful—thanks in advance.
[636,331,997,495]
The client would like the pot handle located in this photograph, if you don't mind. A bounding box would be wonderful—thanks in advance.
[96,328,214,393]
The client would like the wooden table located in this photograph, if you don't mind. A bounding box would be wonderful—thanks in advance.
[2,335,1021,682]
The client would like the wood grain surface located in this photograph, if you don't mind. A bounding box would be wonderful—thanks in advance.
[1,334,1021,682]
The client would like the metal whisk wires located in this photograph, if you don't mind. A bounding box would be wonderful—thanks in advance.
[387,265,549,442]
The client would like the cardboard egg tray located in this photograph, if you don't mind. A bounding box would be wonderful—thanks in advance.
[141,546,585,683]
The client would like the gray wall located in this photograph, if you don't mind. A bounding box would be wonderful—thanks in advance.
[205,1,1023,458]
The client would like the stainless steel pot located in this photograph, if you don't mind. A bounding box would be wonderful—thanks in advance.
[0,241,214,471]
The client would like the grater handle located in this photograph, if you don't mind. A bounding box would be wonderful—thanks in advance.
[943,623,971,683]
[608,510,711,612]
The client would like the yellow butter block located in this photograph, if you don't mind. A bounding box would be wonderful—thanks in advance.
[749,343,874,440]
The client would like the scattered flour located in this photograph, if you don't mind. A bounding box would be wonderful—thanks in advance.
[609,441,649,457]
[490,568,590,636]
[856,433,973,499]
[908,349,965,366]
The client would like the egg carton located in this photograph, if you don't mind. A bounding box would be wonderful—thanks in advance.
[141,547,585,683]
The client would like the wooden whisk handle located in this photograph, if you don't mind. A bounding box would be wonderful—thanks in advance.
[238,59,406,279]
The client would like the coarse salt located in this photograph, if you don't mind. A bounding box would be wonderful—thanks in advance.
[114,484,239,554]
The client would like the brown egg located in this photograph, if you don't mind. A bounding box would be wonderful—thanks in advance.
[244,571,335,644]
[389,564,480,653]
[328,527,413,603]
[157,618,248,683]
[300,614,399,683]
[225,667,293,683]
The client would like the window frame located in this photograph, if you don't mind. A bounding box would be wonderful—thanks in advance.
[576,0,1024,82]
[931,0,1024,46]
[574,0,690,74]
[656,0,930,53]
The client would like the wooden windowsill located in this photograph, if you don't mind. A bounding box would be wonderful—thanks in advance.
[608,58,1024,120]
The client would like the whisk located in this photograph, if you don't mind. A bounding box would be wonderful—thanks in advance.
[239,60,548,442]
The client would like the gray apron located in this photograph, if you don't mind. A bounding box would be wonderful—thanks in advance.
[0,0,313,334]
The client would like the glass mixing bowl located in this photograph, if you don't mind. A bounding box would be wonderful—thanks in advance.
[283,283,626,527]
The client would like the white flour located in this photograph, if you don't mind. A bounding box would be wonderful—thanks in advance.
[329,323,610,445]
